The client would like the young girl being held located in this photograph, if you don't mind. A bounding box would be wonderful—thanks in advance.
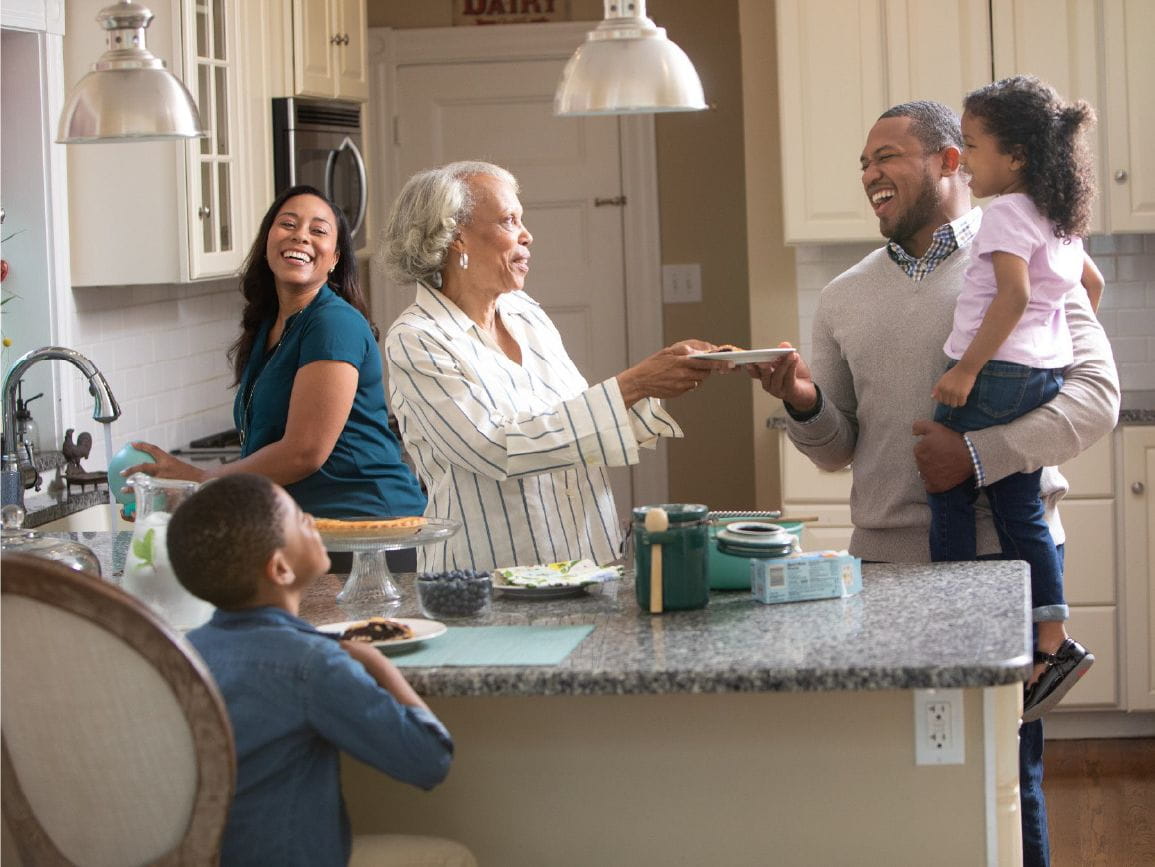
[929,75,1103,723]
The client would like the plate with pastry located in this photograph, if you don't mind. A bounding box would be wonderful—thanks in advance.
[316,617,447,650]
[692,346,797,364]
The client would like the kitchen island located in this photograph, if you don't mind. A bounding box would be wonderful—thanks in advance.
[72,534,1030,866]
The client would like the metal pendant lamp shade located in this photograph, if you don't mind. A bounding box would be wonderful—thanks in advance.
[554,0,706,116]
[57,1,206,143]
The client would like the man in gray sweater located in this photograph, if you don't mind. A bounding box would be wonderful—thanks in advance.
[755,101,1119,867]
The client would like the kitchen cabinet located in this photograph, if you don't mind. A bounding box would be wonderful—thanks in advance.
[1122,426,1155,710]
[992,0,1155,234]
[774,0,991,243]
[779,431,854,551]
[65,0,252,284]
[1052,434,1119,709]
[291,0,368,102]
[1101,0,1155,233]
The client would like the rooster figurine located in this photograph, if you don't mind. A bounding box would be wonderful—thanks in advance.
[62,428,93,475]
[62,429,107,492]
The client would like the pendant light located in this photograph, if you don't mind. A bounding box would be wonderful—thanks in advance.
[554,0,706,117]
[57,1,206,143]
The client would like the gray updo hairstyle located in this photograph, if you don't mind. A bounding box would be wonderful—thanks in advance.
[379,160,519,290]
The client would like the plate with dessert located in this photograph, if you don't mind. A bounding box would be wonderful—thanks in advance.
[316,616,448,650]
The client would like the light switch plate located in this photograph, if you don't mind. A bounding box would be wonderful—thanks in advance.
[662,264,702,303]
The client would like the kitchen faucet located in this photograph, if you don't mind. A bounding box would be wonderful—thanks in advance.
[2,346,121,509]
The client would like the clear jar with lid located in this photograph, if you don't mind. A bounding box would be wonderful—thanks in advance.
[632,503,710,612]
[1,504,102,576]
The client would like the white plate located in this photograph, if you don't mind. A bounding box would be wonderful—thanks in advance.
[693,347,797,363]
[492,580,597,600]
[316,617,447,650]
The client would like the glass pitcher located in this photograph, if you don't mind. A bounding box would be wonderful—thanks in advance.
[121,474,214,630]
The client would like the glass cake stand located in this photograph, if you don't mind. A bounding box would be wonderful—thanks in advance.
[320,518,460,617]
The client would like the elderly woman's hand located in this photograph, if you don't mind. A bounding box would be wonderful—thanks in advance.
[120,441,211,484]
[616,340,729,406]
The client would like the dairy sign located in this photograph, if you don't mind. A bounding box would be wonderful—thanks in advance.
[453,0,571,25]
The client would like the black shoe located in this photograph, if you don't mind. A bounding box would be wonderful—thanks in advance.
[1022,638,1094,723]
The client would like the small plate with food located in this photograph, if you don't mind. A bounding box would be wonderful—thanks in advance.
[492,560,622,599]
[692,346,797,364]
[316,617,447,650]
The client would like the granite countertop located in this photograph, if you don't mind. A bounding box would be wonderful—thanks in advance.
[62,531,1031,699]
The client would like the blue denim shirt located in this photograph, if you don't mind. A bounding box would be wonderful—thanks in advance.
[186,607,453,867]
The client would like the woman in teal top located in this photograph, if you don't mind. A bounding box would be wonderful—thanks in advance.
[128,185,425,520]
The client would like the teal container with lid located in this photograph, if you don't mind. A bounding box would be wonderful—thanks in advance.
[710,517,803,589]
[632,503,710,612]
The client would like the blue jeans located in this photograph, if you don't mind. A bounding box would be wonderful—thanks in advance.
[930,360,1067,622]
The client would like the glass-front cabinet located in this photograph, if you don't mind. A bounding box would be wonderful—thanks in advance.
[183,0,240,276]
[64,0,251,285]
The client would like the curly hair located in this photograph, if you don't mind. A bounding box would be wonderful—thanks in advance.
[378,161,518,290]
[168,474,287,609]
[228,185,376,385]
[963,75,1097,240]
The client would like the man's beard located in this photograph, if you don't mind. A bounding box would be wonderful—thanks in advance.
[882,168,940,250]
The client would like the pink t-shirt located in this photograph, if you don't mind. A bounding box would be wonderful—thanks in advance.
[944,193,1080,368]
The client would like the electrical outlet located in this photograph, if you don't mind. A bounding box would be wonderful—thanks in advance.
[662,264,702,303]
[913,688,965,765]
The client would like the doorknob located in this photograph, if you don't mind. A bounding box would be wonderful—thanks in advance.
[1133,481,1146,494]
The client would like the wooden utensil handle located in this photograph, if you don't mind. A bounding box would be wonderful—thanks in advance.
[650,543,663,614]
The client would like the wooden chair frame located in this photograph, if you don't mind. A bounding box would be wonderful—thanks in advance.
[1,553,235,866]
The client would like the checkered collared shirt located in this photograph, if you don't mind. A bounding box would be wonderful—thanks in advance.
[886,207,982,281]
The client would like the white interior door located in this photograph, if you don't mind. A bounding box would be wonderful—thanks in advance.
[370,24,663,524]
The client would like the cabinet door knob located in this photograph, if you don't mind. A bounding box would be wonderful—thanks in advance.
[330,33,341,45]
[1133,481,1145,494]
[343,33,351,45]
[1115,169,1129,183]
[198,206,211,220]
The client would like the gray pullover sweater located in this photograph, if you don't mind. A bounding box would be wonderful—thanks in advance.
[787,243,1120,563]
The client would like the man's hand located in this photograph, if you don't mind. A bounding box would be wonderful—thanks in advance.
[747,343,818,412]
[912,419,974,493]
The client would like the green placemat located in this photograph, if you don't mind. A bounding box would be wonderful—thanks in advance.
[389,625,594,667]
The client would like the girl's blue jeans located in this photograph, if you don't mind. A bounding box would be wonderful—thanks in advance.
[929,360,1067,622]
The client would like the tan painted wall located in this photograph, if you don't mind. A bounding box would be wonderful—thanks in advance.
[367,1,778,510]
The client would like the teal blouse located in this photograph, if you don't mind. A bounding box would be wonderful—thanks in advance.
[233,284,426,518]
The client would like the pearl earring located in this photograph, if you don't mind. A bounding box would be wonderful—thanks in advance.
[459,251,469,270]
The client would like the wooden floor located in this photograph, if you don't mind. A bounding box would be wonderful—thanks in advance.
[1043,737,1155,866]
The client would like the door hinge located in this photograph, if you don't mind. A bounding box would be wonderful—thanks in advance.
[393,116,400,146]
[594,195,627,207]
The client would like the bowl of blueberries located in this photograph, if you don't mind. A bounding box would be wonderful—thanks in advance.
[416,569,493,619]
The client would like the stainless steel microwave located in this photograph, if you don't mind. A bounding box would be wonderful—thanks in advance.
[272,97,367,248]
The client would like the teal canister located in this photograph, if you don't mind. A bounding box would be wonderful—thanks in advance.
[633,503,710,612]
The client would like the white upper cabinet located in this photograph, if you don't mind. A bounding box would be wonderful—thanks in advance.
[65,0,251,284]
[292,0,368,102]
[775,0,991,243]
[993,0,1155,234]
[1101,0,1155,233]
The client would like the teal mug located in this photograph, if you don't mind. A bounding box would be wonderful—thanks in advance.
[632,504,710,612]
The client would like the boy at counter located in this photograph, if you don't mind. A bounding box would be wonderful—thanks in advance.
[168,473,463,867]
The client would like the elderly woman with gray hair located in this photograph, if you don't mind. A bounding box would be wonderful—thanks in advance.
[380,160,722,572]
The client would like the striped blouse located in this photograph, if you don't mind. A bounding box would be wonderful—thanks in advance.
[384,286,683,572]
